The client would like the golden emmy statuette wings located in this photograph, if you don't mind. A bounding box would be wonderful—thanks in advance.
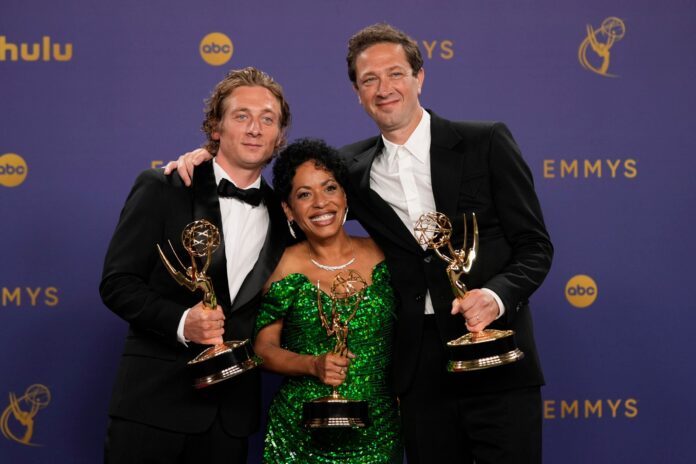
[302,269,371,429]
[414,212,524,372]
[157,219,261,389]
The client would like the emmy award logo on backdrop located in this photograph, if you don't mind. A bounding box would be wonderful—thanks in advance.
[157,219,261,389]
[414,212,524,372]
[302,269,371,429]
[1,384,51,446]
[578,16,626,77]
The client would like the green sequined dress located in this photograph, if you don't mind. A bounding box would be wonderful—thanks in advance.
[256,261,402,463]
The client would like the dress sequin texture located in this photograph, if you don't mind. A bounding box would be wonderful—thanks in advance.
[256,262,403,463]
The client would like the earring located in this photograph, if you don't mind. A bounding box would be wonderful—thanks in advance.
[287,220,297,239]
[342,207,349,225]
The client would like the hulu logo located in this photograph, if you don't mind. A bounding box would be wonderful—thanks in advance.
[0,36,72,62]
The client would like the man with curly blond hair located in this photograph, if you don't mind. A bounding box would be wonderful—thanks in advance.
[101,67,291,463]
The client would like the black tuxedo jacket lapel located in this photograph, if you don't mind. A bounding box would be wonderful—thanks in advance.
[349,139,421,254]
[190,161,232,309]
[429,111,468,221]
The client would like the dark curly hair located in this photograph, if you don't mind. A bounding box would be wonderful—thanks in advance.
[346,23,423,88]
[272,138,347,204]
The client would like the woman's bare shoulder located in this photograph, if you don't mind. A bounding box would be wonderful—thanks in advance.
[264,242,307,291]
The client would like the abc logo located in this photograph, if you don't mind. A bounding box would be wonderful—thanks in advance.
[565,274,598,308]
[199,32,233,66]
[0,153,28,187]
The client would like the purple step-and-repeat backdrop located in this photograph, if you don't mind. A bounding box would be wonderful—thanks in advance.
[2,0,695,462]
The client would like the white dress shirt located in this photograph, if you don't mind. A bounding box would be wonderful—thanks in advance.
[177,159,269,343]
[369,110,504,317]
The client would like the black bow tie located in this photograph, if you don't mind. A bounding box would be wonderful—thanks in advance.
[217,178,263,207]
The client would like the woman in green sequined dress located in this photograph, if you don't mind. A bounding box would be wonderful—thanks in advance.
[254,139,402,463]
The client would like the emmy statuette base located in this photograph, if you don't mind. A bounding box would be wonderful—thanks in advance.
[447,348,525,372]
[302,394,370,429]
[188,339,262,389]
[446,329,525,372]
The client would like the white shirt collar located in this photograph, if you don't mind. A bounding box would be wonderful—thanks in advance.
[381,109,431,164]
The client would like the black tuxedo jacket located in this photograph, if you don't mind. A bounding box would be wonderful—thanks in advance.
[340,111,553,395]
[100,160,287,435]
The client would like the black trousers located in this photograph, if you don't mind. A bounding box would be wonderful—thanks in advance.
[399,316,542,464]
[104,414,248,464]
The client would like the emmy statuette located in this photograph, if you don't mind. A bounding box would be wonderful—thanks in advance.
[157,219,261,389]
[414,212,524,372]
[302,269,370,429]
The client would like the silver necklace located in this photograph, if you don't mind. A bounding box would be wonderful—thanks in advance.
[308,240,356,272]
[310,256,356,272]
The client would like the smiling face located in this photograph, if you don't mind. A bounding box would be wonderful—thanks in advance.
[354,42,425,142]
[283,160,347,242]
[212,85,283,180]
